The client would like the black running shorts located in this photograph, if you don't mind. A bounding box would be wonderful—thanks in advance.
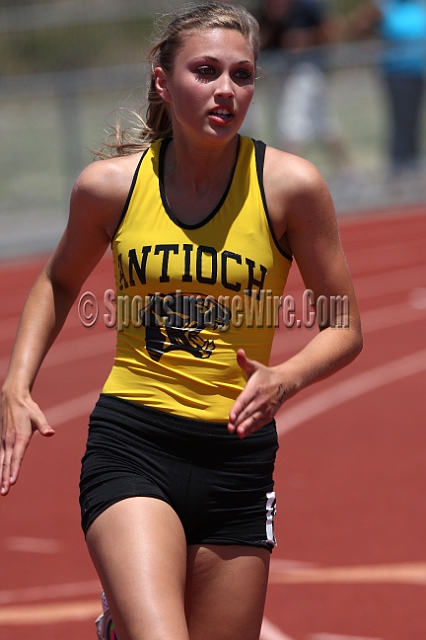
[79,394,278,550]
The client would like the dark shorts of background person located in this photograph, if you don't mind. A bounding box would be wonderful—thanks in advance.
[79,394,279,551]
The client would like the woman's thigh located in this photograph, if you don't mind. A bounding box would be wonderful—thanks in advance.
[86,496,189,640]
[185,544,270,640]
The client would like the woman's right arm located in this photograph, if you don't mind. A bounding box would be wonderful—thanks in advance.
[0,155,137,495]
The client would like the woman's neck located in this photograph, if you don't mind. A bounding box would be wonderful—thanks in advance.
[162,135,240,224]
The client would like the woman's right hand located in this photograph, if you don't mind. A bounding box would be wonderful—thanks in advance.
[0,391,55,496]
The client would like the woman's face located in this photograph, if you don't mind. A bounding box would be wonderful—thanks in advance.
[155,28,255,144]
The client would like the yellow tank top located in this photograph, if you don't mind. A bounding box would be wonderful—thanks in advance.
[102,136,292,421]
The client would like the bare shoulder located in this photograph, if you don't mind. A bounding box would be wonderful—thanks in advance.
[264,145,328,196]
[44,151,144,291]
[70,152,143,238]
[263,145,335,236]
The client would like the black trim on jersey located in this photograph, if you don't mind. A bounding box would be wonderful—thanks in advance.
[254,139,293,262]
[110,148,149,243]
[159,137,241,230]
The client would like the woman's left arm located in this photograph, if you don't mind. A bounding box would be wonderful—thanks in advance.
[228,151,363,437]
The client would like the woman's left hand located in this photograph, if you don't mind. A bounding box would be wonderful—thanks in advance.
[228,349,289,438]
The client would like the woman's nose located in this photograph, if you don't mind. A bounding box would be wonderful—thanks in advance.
[215,74,235,98]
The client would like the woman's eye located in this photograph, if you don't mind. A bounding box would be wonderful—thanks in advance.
[195,66,216,77]
[193,66,252,82]
[234,69,252,80]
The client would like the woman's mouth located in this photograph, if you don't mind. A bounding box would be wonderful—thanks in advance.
[209,108,234,122]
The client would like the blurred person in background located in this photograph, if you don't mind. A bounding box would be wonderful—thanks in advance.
[258,0,351,176]
[348,0,426,175]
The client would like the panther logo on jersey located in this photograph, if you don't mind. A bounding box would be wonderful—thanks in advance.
[139,292,231,362]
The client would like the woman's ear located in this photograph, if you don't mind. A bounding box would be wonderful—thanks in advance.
[154,67,172,103]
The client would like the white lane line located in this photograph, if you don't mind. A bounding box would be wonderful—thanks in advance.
[2,561,424,626]
[260,618,296,640]
[308,635,382,640]
[268,562,426,585]
[410,287,426,309]
[277,348,426,436]
[271,559,318,571]
[4,537,62,554]
[0,583,292,639]
[0,600,293,638]
[360,300,426,332]
[0,599,102,624]
[0,581,101,605]
[3,559,423,608]
[271,301,426,363]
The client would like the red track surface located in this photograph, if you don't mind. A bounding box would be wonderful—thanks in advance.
[1,206,425,640]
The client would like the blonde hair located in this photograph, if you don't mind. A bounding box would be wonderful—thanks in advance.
[95,1,259,158]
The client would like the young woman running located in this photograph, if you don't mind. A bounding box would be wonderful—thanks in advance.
[0,3,362,639]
